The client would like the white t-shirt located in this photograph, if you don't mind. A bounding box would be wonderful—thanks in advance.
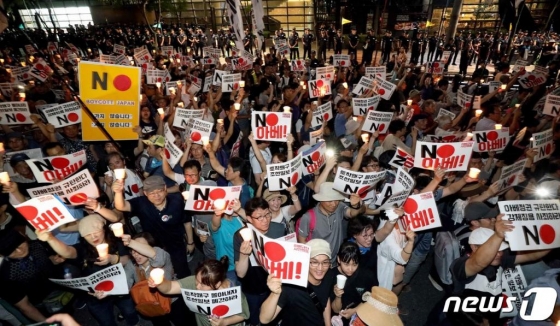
[249,147,272,174]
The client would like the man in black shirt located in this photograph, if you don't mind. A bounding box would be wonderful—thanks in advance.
[334,30,344,55]
[410,33,421,64]
[451,34,463,65]
[427,33,437,62]
[318,30,328,62]
[289,28,300,60]
[303,28,314,59]
[348,27,359,56]
[381,31,393,64]
[363,29,376,66]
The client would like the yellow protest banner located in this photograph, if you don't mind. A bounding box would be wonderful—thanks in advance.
[78,62,141,141]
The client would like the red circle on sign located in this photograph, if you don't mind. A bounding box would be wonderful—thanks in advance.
[378,89,385,95]
[144,55,149,60]
[317,80,324,88]
[340,60,346,66]
[207,59,213,64]
[70,193,88,204]
[358,186,370,196]
[157,77,162,82]
[113,75,132,92]
[131,184,139,193]
[528,75,535,81]
[297,60,301,65]
[437,144,455,158]
[142,63,148,69]
[433,62,439,67]
[36,63,44,70]
[368,106,374,111]
[324,113,329,120]
[23,73,29,79]
[238,58,244,64]
[326,74,331,79]
[487,131,499,141]
[164,148,171,159]
[192,77,198,83]
[209,188,226,200]
[17,206,38,220]
[378,123,386,132]
[67,113,79,122]
[233,83,239,90]
[291,172,299,186]
[212,305,230,317]
[540,224,555,244]
[507,175,516,185]
[311,152,320,161]
[465,103,471,108]
[95,281,114,292]
[16,114,27,122]
[403,198,418,214]
[51,157,70,169]
[546,143,552,155]
[264,242,286,262]
[190,132,201,141]
[266,114,279,126]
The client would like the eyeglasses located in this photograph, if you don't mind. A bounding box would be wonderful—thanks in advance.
[251,212,272,221]
[146,189,165,197]
[360,232,375,239]
[310,260,331,268]
[184,173,199,178]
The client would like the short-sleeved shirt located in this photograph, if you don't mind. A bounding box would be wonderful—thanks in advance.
[129,194,191,251]
[73,239,130,276]
[329,267,377,322]
[249,147,272,174]
[211,217,243,271]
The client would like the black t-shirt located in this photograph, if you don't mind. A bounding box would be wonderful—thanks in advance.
[329,266,377,325]
[72,239,129,276]
[277,270,335,326]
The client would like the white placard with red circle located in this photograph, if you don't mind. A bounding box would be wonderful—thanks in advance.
[146,69,168,85]
[309,128,323,146]
[29,59,53,82]
[188,76,202,94]
[113,44,126,55]
[543,94,560,117]
[316,66,335,81]
[399,192,441,232]
[0,102,33,125]
[172,108,204,129]
[352,96,380,116]
[425,62,444,75]
[365,66,386,80]
[307,78,332,98]
[389,147,415,170]
[532,128,553,162]
[311,102,333,128]
[12,66,32,82]
[14,194,75,231]
[201,57,218,66]
[50,264,128,295]
[517,68,547,89]
[100,54,116,64]
[26,150,86,183]
[495,159,527,194]
[247,223,311,287]
[372,75,396,100]
[41,101,82,128]
[184,185,242,215]
[352,76,375,96]
[181,286,242,318]
[114,54,130,66]
[221,73,242,92]
[184,118,214,145]
[301,141,326,176]
[427,132,466,143]
[472,129,509,153]
[361,110,393,134]
[203,46,221,59]
[164,124,184,168]
[290,59,306,72]
[26,170,99,206]
[413,141,474,171]
[333,167,386,198]
[375,168,416,209]
[333,54,351,67]
[133,48,152,67]
[161,46,175,57]
[251,111,292,142]
[499,200,560,251]
[266,154,302,191]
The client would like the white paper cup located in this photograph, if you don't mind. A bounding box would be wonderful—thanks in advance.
[96,243,109,258]
[182,191,189,200]
[407,99,412,106]
[156,82,161,88]
[110,223,124,237]
[234,103,241,111]
[336,275,347,289]
[114,169,126,180]
[326,149,335,157]
[213,199,226,210]
[239,81,245,88]
[464,132,473,141]
[150,268,165,285]
[342,82,348,89]
[283,106,291,113]
[157,108,165,115]
[495,124,502,130]
[361,133,369,143]
[240,228,253,241]
[475,109,483,117]
[202,136,210,145]
[217,119,224,125]
[468,168,481,179]
[0,172,10,185]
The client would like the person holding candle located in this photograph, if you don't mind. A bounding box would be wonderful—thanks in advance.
[474,105,503,131]
[36,214,140,326]
[103,152,144,202]
[140,135,180,192]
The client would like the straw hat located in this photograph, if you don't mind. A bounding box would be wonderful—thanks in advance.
[355,286,403,326]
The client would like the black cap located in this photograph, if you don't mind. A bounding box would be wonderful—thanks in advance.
[0,229,26,257]
[9,153,30,167]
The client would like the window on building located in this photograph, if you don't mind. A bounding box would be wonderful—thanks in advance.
[19,6,93,30]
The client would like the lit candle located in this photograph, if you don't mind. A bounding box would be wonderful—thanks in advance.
[169,87,175,94]
[407,99,412,106]
[18,92,25,99]
[239,228,253,241]
[495,124,502,130]
[110,223,124,237]
[114,169,126,180]
[193,97,198,102]
[312,101,318,106]
[202,136,210,145]
[464,132,473,141]
[156,82,161,88]
[96,243,109,258]
[342,82,348,89]
[234,103,241,111]
[468,168,481,179]
[300,81,304,86]
[239,80,245,88]
[157,108,165,116]
[0,143,4,152]
[0,172,10,185]
[326,149,335,157]
[361,133,370,143]
[500,84,506,90]
[177,103,184,108]
[150,268,165,285]
[130,60,135,65]
[283,106,291,113]
[475,109,483,117]
[213,199,227,210]
[217,119,224,125]
[352,117,357,121]
[177,81,182,87]
[515,104,520,109]
[0,59,4,64]
[303,85,306,89]
[87,48,92,53]
[182,191,189,200]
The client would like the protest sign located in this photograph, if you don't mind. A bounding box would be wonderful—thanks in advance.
[543,94,560,117]
[435,108,456,121]
[50,264,128,295]
[352,96,380,116]
[333,167,386,198]
[472,129,509,152]
[40,101,82,128]
[27,170,99,206]
[399,192,441,232]
[202,57,219,66]
[495,159,527,194]
[184,185,242,215]
[14,195,75,231]
[230,131,244,158]
[518,69,547,89]
[426,62,444,75]
[442,51,451,64]
[194,218,210,236]
[456,90,480,109]
[160,46,174,57]
[389,147,415,170]
[0,102,32,125]
[221,73,242,92]
[375,168,415,208]
[26,150,86,183]
[252,111,291,142]
[413,141,473,171]
[202,76,213,93]
[311,102,333,128]
[499,200,560,251]
[146,69,168,84]
[79,62,141,141]
[203,47,221,59]
[352,76,375,96]
[365,66,386,80]
[333,54,351,67]
[309,128,323,145]
[267,155,302,191]
[361,110,393,134]
[164,124,183,168]
[532,129,553,162]
[165,80,183,95]
[99,54,116,64]
[113,44,126,55]
[181,286,242,318]
[3,148,43,177]
[301,142,326,176]
[277,45,290,56]
[316,66,335,81]
[248,224,311,287]
[427,131,466,143]
[488,81,501,93]
[12,66,32,82]
[172,108,205,129]
[133,48,152,68]
[213,70,226,86]
[184,118,214,145]
[308,79,331,98]
[290,59,306,72]
[500,266,528,318]
[29,59,53,82]
[188,76,202,94]
[372,75,396,100]
[512,60,528,73]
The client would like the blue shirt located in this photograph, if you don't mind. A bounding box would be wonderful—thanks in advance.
[334,113,347,137]
[228,180,253,207]
[211,216,243,271]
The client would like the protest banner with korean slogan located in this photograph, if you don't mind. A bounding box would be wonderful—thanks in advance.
[435,108,456,121]
[375,168,415,208]
[0,102,32,125]
[99,54,116,65]
[532,129,553,162]
[442,51,451,64]
[372,75,396,100]
[266,155,303,191]
[113,44,126,55]
[352,76,375,96]
[184,118,214,145]
[173,108,205,129]
[517,68,547,89]
[389,147,415,170]
[500,266,528,319]
[543,94,560,117]
[203,47,221,59]
[248,224,311,287]
[201,57,218,66]
[495,159,527,194]
[12,66,32,83]
[290,59,306,72]
[456,90,480,109]
[361,110,393,134]
[181,286,242,318]
[3,148,43,177]
[398,192,441,232]
[499,200,560,251]
[184,185,242,215]
[188,76,202,94]
[164,124,184,168]
[308,78,331,98]
[365,66,386,80]
[333,54,351,67]
[14,195,75,231]
[164,80,183,96]
[427,132,465,143]
[50,264,128,295]
[133,48,152,68]
[488,81,502,93]
[276,45,290,57]
[26,150,86,183]
[301,142,326,176]
[413,141,474,171]
[426,62,444,75]
[512,60,529,73]
[309,128,323,146]
[252,111,291,142]
[316,66,335,81]
[29,59,53,82]
[27,170,99,206]
[472,129,510,152]
[213,70,226,86]
[221,73,242,92]
[202,76,213,93]
[40,101,82,128]
[311,102,333,128]
[352,96,380,116]
[333,167,386,199]
[79,62,141,141]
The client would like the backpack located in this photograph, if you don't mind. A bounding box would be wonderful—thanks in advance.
[433,225,470,285]
[295,208,316,242]
[130,266,172,317]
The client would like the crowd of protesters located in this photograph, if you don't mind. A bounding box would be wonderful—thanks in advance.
[0,20,559,326]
